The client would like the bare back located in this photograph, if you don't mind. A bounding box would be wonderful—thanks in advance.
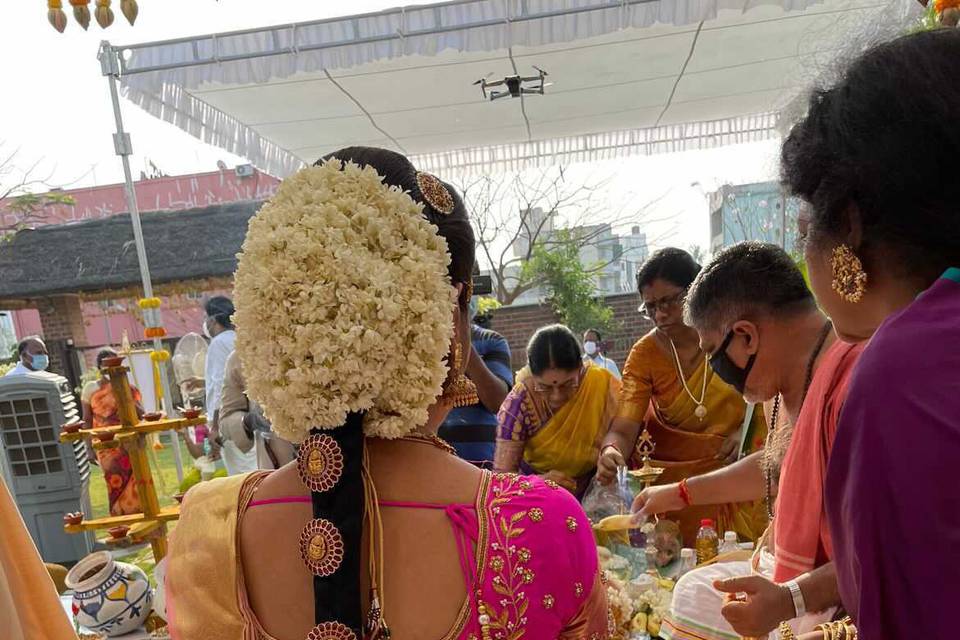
[239,439,484,640]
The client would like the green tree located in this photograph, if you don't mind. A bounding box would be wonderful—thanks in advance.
[524,231,615,335]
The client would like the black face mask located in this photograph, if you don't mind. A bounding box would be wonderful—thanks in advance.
[708,330,756,395]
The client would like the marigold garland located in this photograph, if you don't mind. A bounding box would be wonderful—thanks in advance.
[233,159,454,443]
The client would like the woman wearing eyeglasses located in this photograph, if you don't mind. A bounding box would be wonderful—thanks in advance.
[495,324,620,498]
[596,248,767,544]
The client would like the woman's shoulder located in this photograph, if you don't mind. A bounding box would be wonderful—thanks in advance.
[181,471,265,515]
[626,329,663,358]
[483,473,599,623]
[487,473,597,564]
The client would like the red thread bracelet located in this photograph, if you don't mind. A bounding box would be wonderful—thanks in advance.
[678,479,693,506]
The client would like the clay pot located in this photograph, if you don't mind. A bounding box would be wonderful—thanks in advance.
[101,356,124,368]
[66,551,153,636]
[181,408,201,419]
[62,421,84,434]
[172,493,185,504]
[63,512,84,525]
[96,432,116,442]
[142,412,163,422]
[107,525,129,539]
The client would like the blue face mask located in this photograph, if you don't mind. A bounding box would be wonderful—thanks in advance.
[468,297,480,321]
[30,354,49,372]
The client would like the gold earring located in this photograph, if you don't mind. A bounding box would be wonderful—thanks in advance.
[831,244,867,303]
[443,341,478,408]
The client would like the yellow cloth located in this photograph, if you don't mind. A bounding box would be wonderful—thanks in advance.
[522,365,620,478]
[166,473,255,640]
[618,331,768,543]
[0,475,79,640]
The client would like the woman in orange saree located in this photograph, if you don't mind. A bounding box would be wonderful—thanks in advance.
[597,249,766,544]
[81,349,142,516]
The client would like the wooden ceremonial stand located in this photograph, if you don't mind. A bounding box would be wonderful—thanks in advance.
[60,363,205,562]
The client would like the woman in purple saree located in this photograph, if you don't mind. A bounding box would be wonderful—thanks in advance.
[780,29,960,640]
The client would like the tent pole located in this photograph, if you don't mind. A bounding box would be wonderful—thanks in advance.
[99,41,184,483]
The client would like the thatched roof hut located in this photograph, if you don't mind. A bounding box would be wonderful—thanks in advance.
[0,201,262,300]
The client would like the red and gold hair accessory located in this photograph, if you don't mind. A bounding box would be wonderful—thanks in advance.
[299,518,345,577]
[415,171,455,215]
[297,433,345,493]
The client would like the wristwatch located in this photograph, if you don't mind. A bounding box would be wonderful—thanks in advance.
[783,579,806,618]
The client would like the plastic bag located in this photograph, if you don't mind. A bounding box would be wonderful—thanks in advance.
[582,470,634,522]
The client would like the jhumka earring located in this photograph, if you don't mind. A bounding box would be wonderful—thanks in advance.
[445,341,479,408]
[830,244,867,303]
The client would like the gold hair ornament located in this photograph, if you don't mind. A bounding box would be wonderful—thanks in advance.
[416,171,454,215]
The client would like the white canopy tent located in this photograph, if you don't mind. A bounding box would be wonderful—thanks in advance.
[105,0,913,177]
[92,2,913,469]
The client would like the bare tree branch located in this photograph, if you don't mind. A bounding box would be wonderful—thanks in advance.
[0,143,75,237]
[454,166,678,305]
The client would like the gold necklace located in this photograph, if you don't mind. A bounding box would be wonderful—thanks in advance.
[398,432,457,456]
[667,336,709,420]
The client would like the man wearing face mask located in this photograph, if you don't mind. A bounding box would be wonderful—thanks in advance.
[5,337,50,376]
[437,294,513,467]
[582,329,620,379]
[201,296,257,475]
[633,243,864,640]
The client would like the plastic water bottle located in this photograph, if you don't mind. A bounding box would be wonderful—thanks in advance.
[695,518,719,564]
[719,531,739,555]
[678,548,696,577]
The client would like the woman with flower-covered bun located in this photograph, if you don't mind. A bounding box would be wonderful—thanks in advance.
[164,147,610,640]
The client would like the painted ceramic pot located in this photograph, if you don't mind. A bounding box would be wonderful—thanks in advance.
[65,551,153,636]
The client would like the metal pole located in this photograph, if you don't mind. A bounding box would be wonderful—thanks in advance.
[100,41,183,482]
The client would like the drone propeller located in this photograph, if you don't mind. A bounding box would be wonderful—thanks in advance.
[473,72,495,85]
[533,65,549,76]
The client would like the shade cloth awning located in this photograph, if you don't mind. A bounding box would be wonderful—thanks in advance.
[113,0,912,176]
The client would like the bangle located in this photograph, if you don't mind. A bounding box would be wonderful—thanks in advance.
[777,621,796,640]
[601,443,624,459]
[678,479,693,506]
[784,579,806,617]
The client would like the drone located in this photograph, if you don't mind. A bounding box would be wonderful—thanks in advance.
[474,67,551,101]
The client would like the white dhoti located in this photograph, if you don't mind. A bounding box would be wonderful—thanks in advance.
[659,551,835,640]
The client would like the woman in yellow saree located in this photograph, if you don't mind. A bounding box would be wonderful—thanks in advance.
[494,324,620,497]
[596,249,767,544]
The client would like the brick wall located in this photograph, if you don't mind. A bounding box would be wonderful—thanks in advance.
[488,292,654,372]
[36,295,88,376]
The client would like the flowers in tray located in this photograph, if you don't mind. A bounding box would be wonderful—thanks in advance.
[599,546,675,639]
[233,159,454,443]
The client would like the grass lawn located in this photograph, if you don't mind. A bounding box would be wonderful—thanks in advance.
[88,435,193,520]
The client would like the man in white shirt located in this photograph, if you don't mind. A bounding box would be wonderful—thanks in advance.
[582,328,621,379]
[202,296,258,475]
[4,337,50,377]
